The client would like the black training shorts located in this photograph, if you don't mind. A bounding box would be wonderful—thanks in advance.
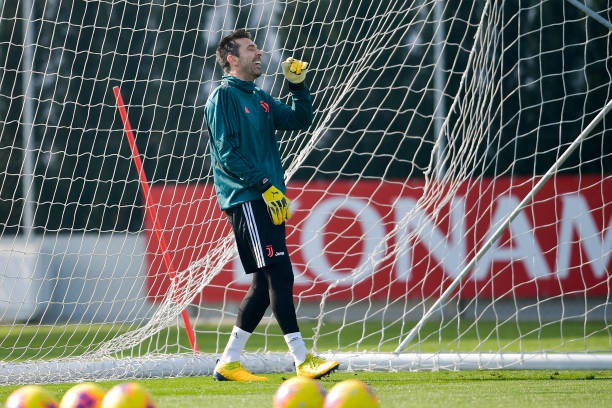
[225,199,291,273]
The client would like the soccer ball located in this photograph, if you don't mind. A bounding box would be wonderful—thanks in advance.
[323,379,379,408]
[273,376,326,408]
[100,383,156,408]
[5,385,59,408]
[59,383,105,408]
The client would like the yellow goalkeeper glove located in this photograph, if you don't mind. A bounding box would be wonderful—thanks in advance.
[261,185,291,225]
[281,57,309,84]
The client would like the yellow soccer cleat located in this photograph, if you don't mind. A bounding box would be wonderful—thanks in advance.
[296,353,339,379]
[213,361,268,382]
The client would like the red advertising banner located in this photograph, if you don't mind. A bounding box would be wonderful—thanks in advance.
[145,175,611,303]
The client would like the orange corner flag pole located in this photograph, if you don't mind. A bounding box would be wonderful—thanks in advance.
[113,86,199,354]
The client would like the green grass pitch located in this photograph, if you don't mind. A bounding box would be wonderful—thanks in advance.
[0,371,611,408]
[0,321,611,407]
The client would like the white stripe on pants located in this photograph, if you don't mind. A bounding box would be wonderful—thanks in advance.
[242,201,265,268]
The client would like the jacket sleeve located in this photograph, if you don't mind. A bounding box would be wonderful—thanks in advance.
[270,82,313,131]
[206,87,268,186]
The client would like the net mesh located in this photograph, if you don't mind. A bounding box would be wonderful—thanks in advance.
[0,0,610,383]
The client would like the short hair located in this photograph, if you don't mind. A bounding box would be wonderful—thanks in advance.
[216,29,252,74]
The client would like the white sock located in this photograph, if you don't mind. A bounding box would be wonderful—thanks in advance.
[220,326,251,364]
[284,332,308,366]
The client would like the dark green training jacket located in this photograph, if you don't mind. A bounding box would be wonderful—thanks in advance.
[205,75,313,210]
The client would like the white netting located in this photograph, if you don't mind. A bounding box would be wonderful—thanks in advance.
[0,0,610,384]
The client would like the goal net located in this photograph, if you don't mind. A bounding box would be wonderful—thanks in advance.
[0,0,610,384]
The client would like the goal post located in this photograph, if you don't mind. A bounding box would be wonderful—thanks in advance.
[0,0,610,385]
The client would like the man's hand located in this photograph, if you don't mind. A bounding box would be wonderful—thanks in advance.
[261,185,291,225]
[281,57,309,84]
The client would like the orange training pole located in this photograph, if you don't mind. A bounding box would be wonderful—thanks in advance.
[113,86,199,354]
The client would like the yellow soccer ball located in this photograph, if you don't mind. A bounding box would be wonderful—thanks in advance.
[323,379,379,408]
[273,376,326,408]
[100,383,156,408]
[5,385,59,408]
[59,383,105,408]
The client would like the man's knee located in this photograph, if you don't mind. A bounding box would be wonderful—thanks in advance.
[266,260,294,291]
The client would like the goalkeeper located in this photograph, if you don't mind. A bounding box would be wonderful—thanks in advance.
[205,29,339,382]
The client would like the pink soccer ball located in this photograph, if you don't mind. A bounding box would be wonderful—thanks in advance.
[323,379,379,408]
[59,383,105,408]
[5,385,59,408]
[273,376,326,408]
[100,383,156,408]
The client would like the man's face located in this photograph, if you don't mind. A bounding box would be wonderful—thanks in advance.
[230,37,263,81]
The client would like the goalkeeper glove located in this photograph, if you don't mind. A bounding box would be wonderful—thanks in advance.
[281,57,309,84]
[258,180,291,225]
